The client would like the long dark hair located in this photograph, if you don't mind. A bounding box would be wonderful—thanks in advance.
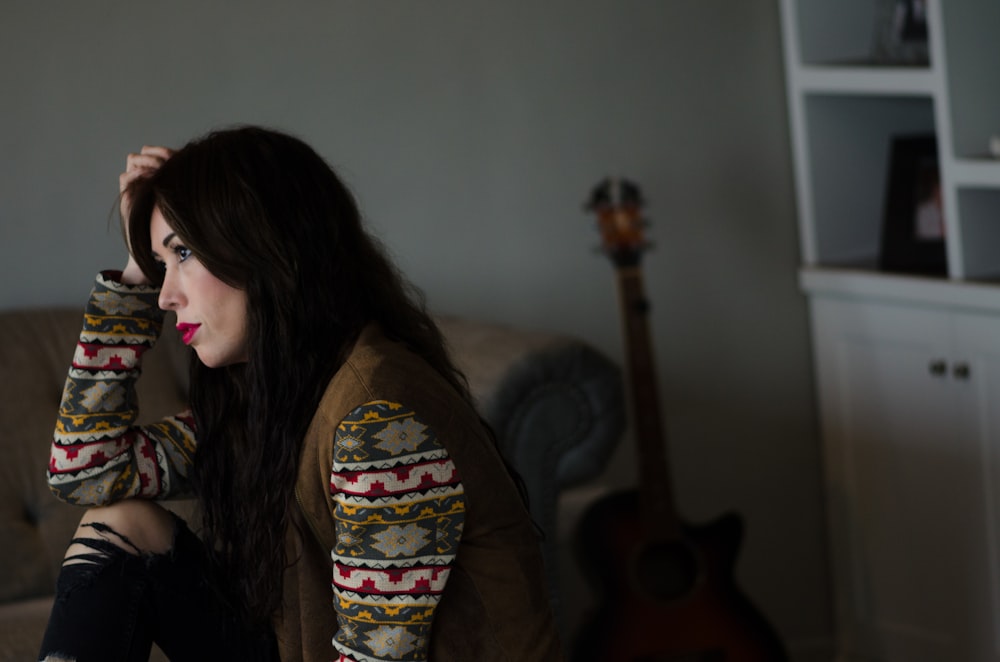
[126,126,477,626]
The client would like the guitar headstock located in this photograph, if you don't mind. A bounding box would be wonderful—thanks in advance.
[586,177,648,268]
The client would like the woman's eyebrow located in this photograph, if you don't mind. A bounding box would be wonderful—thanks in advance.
[162,232,177,247]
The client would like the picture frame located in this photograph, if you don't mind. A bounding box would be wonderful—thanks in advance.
[871,0,930,65]
[878,134,946,276]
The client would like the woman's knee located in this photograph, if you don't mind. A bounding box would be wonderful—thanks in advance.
[64,500,176,565]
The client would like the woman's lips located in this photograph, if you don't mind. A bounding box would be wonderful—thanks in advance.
[176,323,201,345]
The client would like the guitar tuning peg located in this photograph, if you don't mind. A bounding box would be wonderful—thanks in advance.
[586,177,645,211]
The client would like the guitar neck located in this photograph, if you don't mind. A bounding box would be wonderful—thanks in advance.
[616,266,681,539]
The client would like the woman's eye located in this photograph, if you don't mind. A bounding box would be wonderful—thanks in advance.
[174,246,192,262]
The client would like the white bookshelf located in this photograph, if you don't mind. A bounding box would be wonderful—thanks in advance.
[780,0,1000,283]
[781,3,1000,661]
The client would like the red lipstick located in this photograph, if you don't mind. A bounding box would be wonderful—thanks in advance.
[176,323,201,345]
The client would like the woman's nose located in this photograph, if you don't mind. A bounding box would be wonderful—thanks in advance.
[158,270,183,311]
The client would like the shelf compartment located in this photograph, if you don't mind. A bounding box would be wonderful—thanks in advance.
[940,2,1000,159]
[956,188,1000,281]
[789,0,934,68]
[803,93,936,268]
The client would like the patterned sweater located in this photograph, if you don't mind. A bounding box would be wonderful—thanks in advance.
[49,272,467,662]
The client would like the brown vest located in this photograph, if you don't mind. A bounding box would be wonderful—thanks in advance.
[275,324,565,661]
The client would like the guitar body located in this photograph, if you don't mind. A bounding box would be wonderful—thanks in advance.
[572,490,788,662]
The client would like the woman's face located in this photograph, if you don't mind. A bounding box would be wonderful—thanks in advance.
[150,207,250,367]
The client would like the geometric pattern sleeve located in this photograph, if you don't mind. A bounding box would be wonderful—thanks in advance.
[47,271,197,505]
[329,400,466,662]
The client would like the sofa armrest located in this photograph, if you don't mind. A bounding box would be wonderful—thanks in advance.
[435,316,625,618]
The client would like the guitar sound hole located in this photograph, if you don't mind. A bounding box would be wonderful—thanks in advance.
[633,541,699,601]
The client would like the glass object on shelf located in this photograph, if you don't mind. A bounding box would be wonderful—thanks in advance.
[871,0,930,65]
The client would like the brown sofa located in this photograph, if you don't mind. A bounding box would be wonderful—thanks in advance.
[0,307,623,660]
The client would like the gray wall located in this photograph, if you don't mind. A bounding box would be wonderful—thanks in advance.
[1,1,831,657]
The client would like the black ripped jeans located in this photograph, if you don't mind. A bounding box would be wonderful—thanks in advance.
[37,512,279,662]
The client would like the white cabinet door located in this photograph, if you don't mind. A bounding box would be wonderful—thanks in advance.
[951,312,1000,661]
[811,297,993,661]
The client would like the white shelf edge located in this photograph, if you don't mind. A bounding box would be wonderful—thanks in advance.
[793,66,938,97]
[949,159,1000,189]
[799,267,1000,313]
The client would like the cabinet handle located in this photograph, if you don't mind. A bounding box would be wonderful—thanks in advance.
[953,362,971,380]
[929,360,947,377]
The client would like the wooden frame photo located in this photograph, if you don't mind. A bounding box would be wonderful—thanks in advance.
[878,134,947,276]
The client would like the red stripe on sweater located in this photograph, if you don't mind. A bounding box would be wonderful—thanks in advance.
[73,343,148,370]
[49,434,135,473]
[332,563,449,595]
[331,459,460,497]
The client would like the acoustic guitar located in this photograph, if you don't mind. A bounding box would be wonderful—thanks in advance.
[571,178,788,662]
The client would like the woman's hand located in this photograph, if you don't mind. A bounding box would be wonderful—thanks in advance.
[119,146,173,285]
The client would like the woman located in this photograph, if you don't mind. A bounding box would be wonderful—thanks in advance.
[40,126,563,662]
